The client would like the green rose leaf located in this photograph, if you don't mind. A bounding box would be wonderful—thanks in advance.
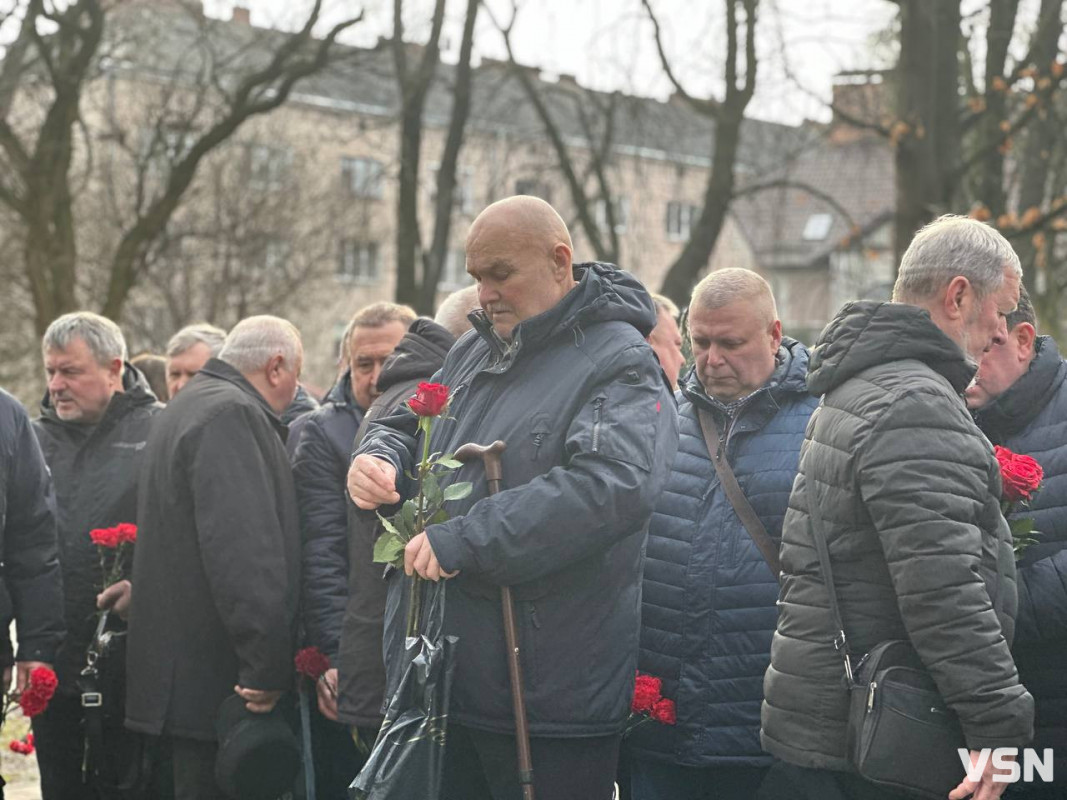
[436,457,463,469]
[423,471,443,507]
[372,532,406,567]
[443,481,473,502]
[377,513,400,537]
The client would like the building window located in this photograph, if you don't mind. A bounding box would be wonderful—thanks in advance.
[802,213,833,241]
[666,201,701,241]
[439,248,470,289]
[596,195,630,234]
[248,144,292,191]
[338,240,380,283]
[515,179,551,202]
[430,165,475,214]
[341,156,384,199]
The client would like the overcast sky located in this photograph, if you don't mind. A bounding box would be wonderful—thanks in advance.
[203,0,899,125]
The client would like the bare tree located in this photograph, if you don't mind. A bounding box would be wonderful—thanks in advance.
[418,0,479,312]
[0,0,363,335]
[489,0,622,265]
[643,0,759,307]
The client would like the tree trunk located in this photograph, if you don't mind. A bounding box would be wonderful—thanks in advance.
[893,0,961,262]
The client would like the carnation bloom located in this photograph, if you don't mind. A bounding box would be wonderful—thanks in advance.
[90,527,120,548]
[631,673,662,714]
[294,646,331,680]
[650,697,677,725]
[18,666,58,718]
[409,382,450,417]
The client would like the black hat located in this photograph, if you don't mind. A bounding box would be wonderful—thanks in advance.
[214,693,300,800]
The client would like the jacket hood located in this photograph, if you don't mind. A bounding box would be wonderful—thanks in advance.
[975,335,1067,441]
[807,301,975,397]
[502,262,657,352]
[39,360,158,421]
[681,336,811,410]
[377,318,456,393]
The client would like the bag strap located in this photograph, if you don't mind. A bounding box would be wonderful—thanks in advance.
[696,407,782,582]
[803,477,856,684]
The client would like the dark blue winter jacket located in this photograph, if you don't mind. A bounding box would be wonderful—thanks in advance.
[292,371,364,658]
[630,339,817,767]
[358,262,679,737]
[974,335,1067,769]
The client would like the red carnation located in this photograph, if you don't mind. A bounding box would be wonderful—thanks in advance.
[995,446,1044,503]
[631,673,662,714]
[90,527,120,548]
[650,697,677,725]
[409,382,450,417]
[294,646,331,680]
[18,666,58,718]
[115,523,138,545]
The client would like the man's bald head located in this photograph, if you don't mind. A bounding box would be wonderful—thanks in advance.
[465,196,577,340]
[466,195,573,255]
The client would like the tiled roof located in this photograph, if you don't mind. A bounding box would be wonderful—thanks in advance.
[729,134,895,268]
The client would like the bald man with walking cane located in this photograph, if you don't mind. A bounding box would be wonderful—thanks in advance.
[348,196,678,800]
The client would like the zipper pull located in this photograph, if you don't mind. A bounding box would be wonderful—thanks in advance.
[867,681,877,713]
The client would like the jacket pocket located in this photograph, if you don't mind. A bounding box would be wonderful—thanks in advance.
[524,413,554,462]
[585,376,657,472]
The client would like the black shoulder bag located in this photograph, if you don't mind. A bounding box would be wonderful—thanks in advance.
[78,610,152,799]
[805,483,969,799]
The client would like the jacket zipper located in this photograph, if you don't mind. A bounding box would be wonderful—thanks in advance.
[591,397,605,452]
[529,603,541,629]
[532,431,546,458]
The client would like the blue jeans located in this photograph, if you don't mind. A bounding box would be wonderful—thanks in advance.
[630,758,769,800]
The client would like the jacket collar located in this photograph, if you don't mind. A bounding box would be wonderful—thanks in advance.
[975,336,1067,442]
[199,358,287,438]
[681,338,810,432]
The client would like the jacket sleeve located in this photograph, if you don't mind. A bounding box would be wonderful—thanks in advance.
[4,407,65,664]
[856,390,1034,750]
[192,406,295,691]
[426,344,679,585]
[292,415,348,658]
[1015,545,1067,644]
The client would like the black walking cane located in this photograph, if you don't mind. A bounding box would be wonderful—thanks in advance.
[454,441,535,800]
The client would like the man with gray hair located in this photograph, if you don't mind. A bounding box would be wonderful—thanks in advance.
[760,216,1034,799]
[32,311,161,800]
[165,322,227,399]
[126,315,304,799]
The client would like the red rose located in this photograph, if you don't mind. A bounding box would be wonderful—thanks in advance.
[294,646,331,680]
[409,382,450,417]
[115,523,138,545]
[90,527,120,548]
[995,446,1044,503]
[631,673,662,713]
[651,697,677,725]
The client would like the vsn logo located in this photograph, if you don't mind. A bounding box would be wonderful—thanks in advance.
[958,749,1055,783]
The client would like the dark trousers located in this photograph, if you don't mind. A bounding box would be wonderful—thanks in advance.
[756,760,913,800]
[442,723,621,800]
[631,758,769,800]
[149,736,226,800]
[307,706,369,800]
[32,693,91,800]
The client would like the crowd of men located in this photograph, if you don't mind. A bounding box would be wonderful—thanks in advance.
[0,194,1063,800]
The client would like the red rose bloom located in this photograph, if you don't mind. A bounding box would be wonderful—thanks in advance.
[409,382,450,417]
[651,697,676,725]
[115,523,138,545]
[294,646,331,680]
[90,527,120,548]
[631,673,662,713]
[995,446,1044,503]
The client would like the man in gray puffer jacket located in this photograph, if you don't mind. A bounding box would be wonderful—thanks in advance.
[760,215,1034,800]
